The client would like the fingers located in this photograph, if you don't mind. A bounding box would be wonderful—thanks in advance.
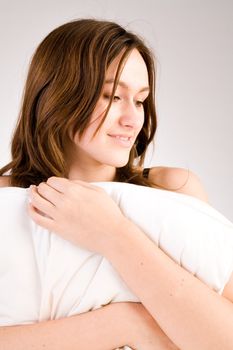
[29,185,55,218]
[31,177,105,219]
[37,181,62,206]
[46,177,71,193]
[47,176,104,193]
[27,202,55,231]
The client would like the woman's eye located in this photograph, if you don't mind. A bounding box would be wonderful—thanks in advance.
[136,101,144,107]
[103,94,120,102]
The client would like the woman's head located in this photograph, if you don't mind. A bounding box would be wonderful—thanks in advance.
[1,18,157,187]
[68,48,150,180]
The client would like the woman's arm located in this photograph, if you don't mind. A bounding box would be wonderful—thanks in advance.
[0,303,131,350]
[29,177,233,349]
[103,219,233,350]
[0,302,177,350]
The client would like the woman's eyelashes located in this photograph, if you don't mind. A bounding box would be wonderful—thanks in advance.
[112,95,121,102]
[103,93,119,101]
[103,93,145,107]
[135,100,144,107]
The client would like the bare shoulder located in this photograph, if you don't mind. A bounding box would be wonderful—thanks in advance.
[0,176,11,187]
[148,166,209,203]
[222,272,233,303]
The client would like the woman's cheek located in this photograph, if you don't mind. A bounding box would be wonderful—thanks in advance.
[138,115,145,131]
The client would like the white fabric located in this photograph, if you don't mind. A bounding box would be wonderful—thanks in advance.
[1,182,233,327]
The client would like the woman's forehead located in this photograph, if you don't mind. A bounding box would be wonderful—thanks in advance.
[106,49,149,92]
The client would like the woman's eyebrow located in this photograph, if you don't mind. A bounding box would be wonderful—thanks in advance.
[104,79,150,93]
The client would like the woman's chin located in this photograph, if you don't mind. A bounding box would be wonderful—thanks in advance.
[109,157,129,168]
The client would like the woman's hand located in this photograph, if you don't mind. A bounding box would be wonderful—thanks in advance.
[28,177,126,254]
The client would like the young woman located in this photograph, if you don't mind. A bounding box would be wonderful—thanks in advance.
[0,19,233,350]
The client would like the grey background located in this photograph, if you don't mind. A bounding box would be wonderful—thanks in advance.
[0,0,232,221]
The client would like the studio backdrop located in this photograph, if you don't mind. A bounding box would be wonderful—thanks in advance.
[0,0,232,220]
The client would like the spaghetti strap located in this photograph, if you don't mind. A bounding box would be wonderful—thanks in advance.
[142,168,150,179]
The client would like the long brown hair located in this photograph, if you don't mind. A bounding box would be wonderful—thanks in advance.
[0,19,158,188]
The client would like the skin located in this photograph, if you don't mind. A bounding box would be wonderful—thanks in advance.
[27,48,233,349]
[1,48,232,348]
[66,49,149,182]
[0,301,178,350]
[0,49,180,349]
[0,179,178,350]
[26,175,233,350]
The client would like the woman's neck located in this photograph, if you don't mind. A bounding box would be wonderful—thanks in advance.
[68,164,116,183]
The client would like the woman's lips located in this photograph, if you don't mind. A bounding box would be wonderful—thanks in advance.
[108,134,133,148]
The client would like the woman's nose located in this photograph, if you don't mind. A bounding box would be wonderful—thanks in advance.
[119,103,143,129]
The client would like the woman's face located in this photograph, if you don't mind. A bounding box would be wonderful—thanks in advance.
[72,49,149,170]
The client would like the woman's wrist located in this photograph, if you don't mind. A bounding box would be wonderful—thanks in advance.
[101,217,142,260]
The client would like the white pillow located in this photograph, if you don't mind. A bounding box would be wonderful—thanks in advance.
[0,182,233,327]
